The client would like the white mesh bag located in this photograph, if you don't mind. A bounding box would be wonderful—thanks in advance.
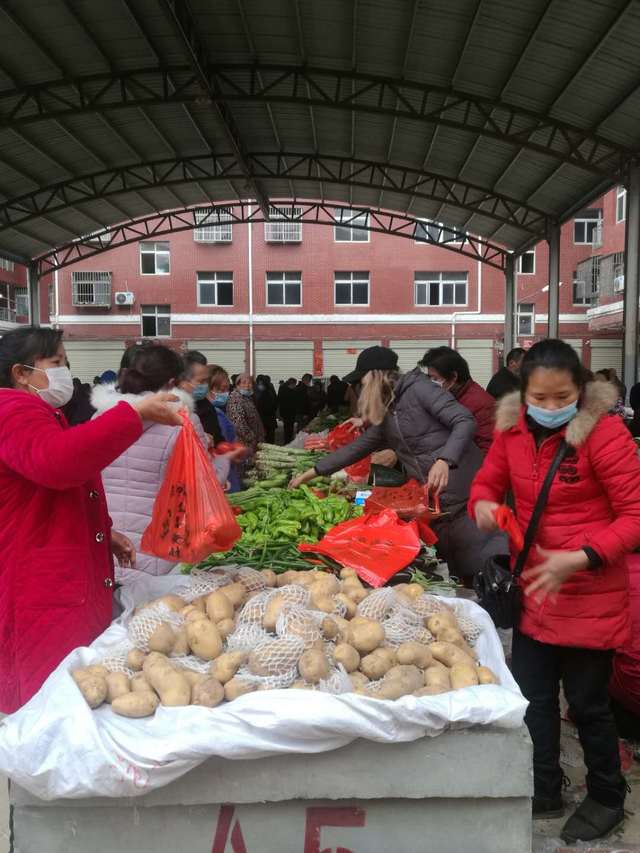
[225,622,270,652]
[357,588,396,621]
[381,603,424,647]
[276,605,323,648]
[247,636,305,677]
[236,567,268,593]
[127,604,184,653]
[410,594,451,619]
[236,589,272,625]
[318,663,352,695]
[102,643,135,678]
[235,664,299,691]
[170,655,212,675]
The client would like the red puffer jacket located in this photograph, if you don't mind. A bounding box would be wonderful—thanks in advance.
[0,390,142,713]
[456,379,496,455]
[469,383,640,650]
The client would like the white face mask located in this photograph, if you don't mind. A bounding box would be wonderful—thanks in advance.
[431,378,445,388]
[24,365,74,408]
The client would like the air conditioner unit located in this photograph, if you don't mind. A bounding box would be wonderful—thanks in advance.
[115,291,135,306]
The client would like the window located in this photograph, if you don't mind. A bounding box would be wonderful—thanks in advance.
[71,271,112,307]
[264,206,302,242]
[591,255,601,296]
[334,209,369,242]
[414,272,468,306]
[0,257,15,272]
[140,241,170,275]
[574,209,602,245]
[141,304,171,337]
[193,207,233,242]
[517,303,535,337]
[614,251,625,292]
[47,283,55,319]
[266,272,302,306]
[415,220,462,244]
[334,271,369,305]
[617,186,627,223]
[15,286,29,318]
[197,271,233,306]
[517,250,535,275]
[573,274,591,306]
[0,282,15,322]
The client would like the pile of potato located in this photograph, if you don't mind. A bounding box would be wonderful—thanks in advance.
[71,566,499,718]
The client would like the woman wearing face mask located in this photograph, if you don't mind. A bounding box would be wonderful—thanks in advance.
[227,373,265,457]
[420,346,496,455]
[177,350,223,446]
[204,365,242,492]
[0,327,181,712]
[291,346,507,579]
[470,339,640,843]
[93,345,233,576]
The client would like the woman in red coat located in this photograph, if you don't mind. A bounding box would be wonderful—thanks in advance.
[421,346,496,454]
[0,327,180,713]
[470,339,640,844]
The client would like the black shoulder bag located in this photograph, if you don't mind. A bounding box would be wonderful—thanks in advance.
[473,439,568,629]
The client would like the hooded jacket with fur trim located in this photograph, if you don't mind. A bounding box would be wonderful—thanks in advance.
[469,382,640,649]
[91,385,229,576]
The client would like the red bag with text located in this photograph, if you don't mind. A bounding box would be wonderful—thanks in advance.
[327,422,371,481]
[142,413,241,563]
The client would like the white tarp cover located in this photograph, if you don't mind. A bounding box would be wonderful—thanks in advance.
[0,572,527,801]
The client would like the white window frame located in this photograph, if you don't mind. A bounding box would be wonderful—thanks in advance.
[573,211,602,245]
[572,277,591,306]
[197,271,234,306]
[517,303,535,337]
[616,186,627,224]
[0,282,15,322]
[265,272,302,307]
[264,206,302,243]
[140,241,171,275]
[517,250,535,275]
[0,257,15,272]
[47,282,55,319]
[71,271,112,307]
[613,252,625,292]
[15,286,29,318]
[334,209,370,243]
[193,207,233,243]
[334,271,370,306]
[141,304,171,338]
[414,219,463,245]
[414,271,468,307]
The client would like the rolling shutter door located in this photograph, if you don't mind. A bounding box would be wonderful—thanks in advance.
[63,340,124,383]
[389,340,448,373]
[254,341,313,381]
[563,339,583,363]
[457,340,494,387]
[322,341,378,377]
[590,340,623,375]
[187,341,245,374]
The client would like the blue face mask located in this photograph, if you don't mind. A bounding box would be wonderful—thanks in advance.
[239,389,253,398]
[191,383,209,401]
[213,392,229,408]
[527,401,578,429]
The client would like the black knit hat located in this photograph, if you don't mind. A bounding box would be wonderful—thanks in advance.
[342,346,399,385]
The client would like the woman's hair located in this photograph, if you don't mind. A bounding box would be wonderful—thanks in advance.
[0,326,63,388]
[520,339,584,395]
[119,344,184,394]
[358,369,399,425]
[208,365,229,391]
[119,340,153,371]
[422,346,471,384]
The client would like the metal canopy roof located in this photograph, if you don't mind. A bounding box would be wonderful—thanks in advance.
[1,0,640,270]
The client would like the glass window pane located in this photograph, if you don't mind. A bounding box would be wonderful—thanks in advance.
[268,282,283,304]
[442,283,454,305]
[199,283,216,304]
[284,272,300,284]
[157,253,170,274]
[142,316,156,336]
[157,242,169,251]
[157,317,171,336]
[415,282,426,305]
[335,226,351,241]
[335,282,351,304]
[352,282,369,304]
[415,222,427,241]
[141,253,156,274]
[285,283,301,304]
[455,283,466,304]
[442,272,463,282]
[218,280,233,305]
[429,282,440,305]
[574,222,584,242]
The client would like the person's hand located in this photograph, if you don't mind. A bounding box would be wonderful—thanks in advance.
[289,468,317,489]
[474,500,500,532]
[220,447,249,464]
[427,459,449,495]
[132,393,182,426]
[345,417,364,431]
[522,547,589,602]
[111,530,136,568]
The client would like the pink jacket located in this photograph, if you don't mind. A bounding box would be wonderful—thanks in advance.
[92,385,230,576]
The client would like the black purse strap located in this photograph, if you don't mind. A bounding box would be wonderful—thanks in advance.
[513,439,568,579]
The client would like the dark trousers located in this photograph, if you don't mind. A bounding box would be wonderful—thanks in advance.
[432,509,508,578]
[282,418,296,445]
[512,629,626,808]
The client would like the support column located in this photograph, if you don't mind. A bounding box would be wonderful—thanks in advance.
[28,261,39,327]
[623,162,640,394]
[547,221,560,339]
[504,254,516,362]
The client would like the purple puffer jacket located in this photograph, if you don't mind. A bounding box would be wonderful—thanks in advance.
[92,385,230,576]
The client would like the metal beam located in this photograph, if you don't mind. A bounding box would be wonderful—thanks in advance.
[547,221,561,338]
[28,261,39,326]
[504,254,516,359]
[33,202,508,277]
[623,161,640,393]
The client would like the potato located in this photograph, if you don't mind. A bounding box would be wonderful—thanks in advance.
[405,583,425,600]
[414,685,449,697]
[437,627,477,658]
[340,567,358,579]
[146,662,191,706]
[112,691,159,718]
[224,677,257,701]
[396,642,433,669]
[450,663,480,690]
[298,649,329,683]
[430,641,475,669]
[186,618,222,661]
[105,672,131,703]
[344,586,368,604]
[321,617,339,640]
[263,593,285,632]
[346,619,385,654]
[312,573,340,595]
[180,605,199,619]
[335,592,357,618]
[426,612,459,635]
[142,594,186,613]
[131,673,154,693]
[219,582,247,609]
[127,649,146,672]
[424,666,451,689]
[192,596,207,613]
[477,666,499,685]
[261,569,277,587]
[284,612,321,646]
[170,627,190,657]
[312,593,336,614]
[248,639,302,676]
[332,643,360,673]
[206,590,234,623]
[360,648,396,680]
[349,671,370,690]
[276,571,295,587]
[375,665,424,700]
[181,670,207,688]
[192,677,225,708]
[211,651,248,684]
[217,618,236,640]
[148,623,176,654]
[414,628,435,645]
[71,665,108,684]
[77,675,107,709]
[183,608,207,623]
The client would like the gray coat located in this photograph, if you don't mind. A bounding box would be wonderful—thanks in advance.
[315,369,483,512]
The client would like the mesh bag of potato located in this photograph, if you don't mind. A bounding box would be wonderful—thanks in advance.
[128,604,184,653]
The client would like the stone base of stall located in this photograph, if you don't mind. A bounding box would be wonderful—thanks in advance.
[11,726,533,853]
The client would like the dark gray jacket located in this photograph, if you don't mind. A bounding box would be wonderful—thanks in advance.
[315,369,483,511]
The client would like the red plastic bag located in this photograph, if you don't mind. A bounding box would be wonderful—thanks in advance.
[493,505,524,551]
[326,422,371,481]
[141,413,241,563]
[299,509,421,587]
[365,480,441,545]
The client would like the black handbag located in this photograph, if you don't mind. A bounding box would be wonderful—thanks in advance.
[473,439,568,629]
